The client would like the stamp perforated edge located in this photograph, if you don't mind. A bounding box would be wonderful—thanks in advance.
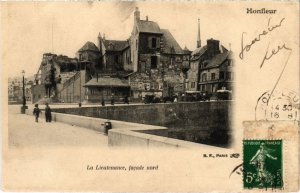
[242,138,285,191]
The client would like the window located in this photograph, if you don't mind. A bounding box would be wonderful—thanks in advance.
[219,72,225,80]
[202,73,207,82]
[115,55,119,63]
[191,82,196,88]
[226,72,231,80]
[151,56,158,69]
[201,85,206,91]
[211,73,215,80]
[127,53,130,64]
[151,38,157,48]
[136,40,138,50]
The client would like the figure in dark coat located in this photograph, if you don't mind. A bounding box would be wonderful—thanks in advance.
[33,104,41,122]
[45,103,52,122]
[101,97,105,106]
[124,96,129,104]
[111,95,115,106]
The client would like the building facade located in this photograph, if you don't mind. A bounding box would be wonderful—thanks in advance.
[187,39,234,96]
[128,8,191,100]
[32,7,196,103]
[8,77,33,103]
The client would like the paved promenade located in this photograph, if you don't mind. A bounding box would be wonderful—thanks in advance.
[8,105,108,148]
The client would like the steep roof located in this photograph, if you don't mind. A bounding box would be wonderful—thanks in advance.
[104,40,129,52]
[191,45,228,61]
[191,45,207,60]
[136,20,162,34]
[161,29,184,54]
[84,77,129,87]
[205,51,229,68]
[78,41,99,52]
[183,46,192,54]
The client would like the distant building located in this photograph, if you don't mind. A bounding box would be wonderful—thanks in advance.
[98,34,131,73]
[32,53,82,103]
[187,38,233,94]
[8,77,33,103]
[77,41,100,74]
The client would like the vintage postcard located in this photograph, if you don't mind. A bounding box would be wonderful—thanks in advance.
[1,1,299,192]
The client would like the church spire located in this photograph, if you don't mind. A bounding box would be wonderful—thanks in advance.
[197,18,201,48]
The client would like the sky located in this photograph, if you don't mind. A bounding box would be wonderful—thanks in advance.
[1,2,236,78]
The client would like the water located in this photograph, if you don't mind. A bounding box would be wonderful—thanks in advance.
[136,126,231,148]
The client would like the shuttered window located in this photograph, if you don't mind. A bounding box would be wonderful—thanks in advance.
[148,37,160,49]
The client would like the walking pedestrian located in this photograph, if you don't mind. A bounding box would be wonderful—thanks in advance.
[45,103,52,122]
[101,97,105,106]
[33,104,41,122]
[111,95,115,106]
[124,96,129,104]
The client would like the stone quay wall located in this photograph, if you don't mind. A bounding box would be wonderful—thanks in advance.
[52,101,232,130]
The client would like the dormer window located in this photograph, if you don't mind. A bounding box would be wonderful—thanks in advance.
[203,60,209,67]
[108,43,114,50]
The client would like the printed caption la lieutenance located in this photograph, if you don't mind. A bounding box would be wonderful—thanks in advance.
[86,165,158,171]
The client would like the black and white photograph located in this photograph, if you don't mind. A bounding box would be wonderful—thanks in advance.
[2,1,299,192]
[7,3,234,149]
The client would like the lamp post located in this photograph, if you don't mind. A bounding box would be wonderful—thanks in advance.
[20,70,27,114]
[180,61,190,101]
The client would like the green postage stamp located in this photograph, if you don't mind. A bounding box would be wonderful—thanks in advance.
[243,140,283,189]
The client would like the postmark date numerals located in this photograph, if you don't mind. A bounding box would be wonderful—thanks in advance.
[270,104,296,120]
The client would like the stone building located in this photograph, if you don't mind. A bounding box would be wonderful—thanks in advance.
[98,33,131,73]
[187,38,234,95]
[77,41,101,73]
[80,34,132,102]
[128,7,191,100]
[32,53,81,103]
[32,7,192,104]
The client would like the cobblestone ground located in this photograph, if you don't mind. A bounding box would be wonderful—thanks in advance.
[8,105,108,148]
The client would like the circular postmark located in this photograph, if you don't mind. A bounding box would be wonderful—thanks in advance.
[255,89,300,121]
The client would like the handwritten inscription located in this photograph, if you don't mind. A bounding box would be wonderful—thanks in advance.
[239,17,292,69]
[260,43,292,68]
[240,17,293,104]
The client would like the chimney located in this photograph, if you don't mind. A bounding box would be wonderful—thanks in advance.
[103,33,106,41]
[146,16,148,21]
[134,7,140,21]
[207,39,220,58]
